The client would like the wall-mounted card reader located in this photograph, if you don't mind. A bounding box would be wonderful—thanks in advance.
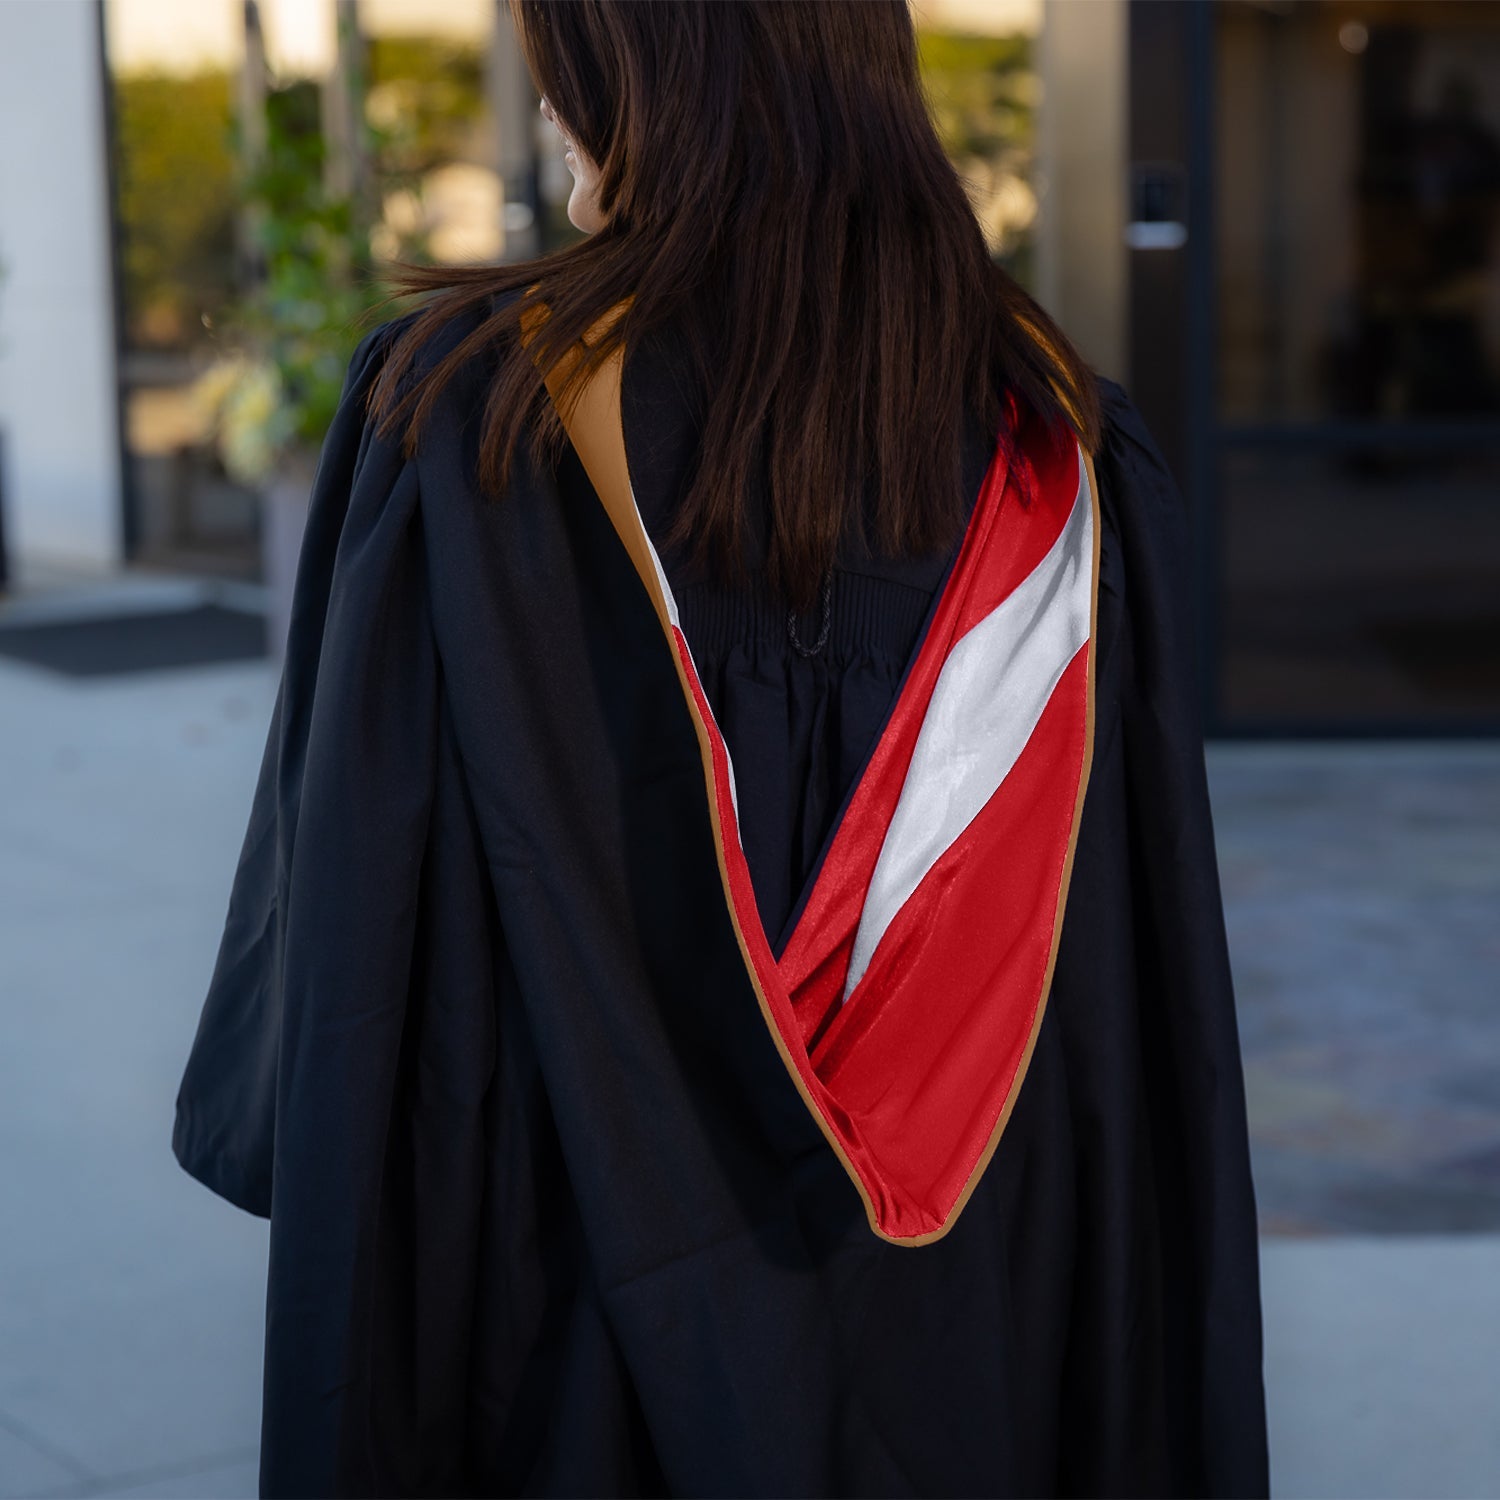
[1127,162,1188,249]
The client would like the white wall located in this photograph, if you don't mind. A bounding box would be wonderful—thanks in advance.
[1036,0,1129,383]
[0,0,124,579]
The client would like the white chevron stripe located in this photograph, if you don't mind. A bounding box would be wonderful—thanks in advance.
[631,483,681,629]
[840,446,1093,1002]
[631,483,740,817]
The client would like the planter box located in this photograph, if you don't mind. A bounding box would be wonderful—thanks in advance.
[260,458,316,663]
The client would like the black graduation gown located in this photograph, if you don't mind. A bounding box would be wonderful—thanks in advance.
[172,303,1268,1499]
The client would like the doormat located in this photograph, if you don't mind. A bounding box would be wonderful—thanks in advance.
[0,603,268,678]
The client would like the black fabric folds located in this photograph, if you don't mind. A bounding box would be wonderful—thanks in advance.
[172,304,1269,1498]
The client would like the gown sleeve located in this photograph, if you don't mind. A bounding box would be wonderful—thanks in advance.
[174,310,515,1493]
[170,313,434,1218]
[1093,375,1270,1494]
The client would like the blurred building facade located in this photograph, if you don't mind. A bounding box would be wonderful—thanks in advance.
[0,0,1495,734]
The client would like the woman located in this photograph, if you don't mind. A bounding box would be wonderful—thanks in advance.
[173,3,1268,1495]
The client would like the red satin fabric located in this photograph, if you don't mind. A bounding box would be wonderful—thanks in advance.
[675,396,1095,1242]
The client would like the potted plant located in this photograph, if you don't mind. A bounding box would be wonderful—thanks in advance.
[193,65,428,659]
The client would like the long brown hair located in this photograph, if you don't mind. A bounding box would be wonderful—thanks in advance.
[365,0,1102,611]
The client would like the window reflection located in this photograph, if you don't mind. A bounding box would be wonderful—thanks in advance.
[104,0,505,577]
[1213,0,1500,730]
[1217,0,1500,424]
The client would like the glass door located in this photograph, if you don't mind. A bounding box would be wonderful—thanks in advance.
[1212,0,1500,732]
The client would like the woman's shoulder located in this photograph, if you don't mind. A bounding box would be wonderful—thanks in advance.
[1089,373,1183,519]
[347,295,505,397]
[1082,371,1197,591]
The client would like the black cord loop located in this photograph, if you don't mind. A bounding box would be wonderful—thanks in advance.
[786,568,834,658]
